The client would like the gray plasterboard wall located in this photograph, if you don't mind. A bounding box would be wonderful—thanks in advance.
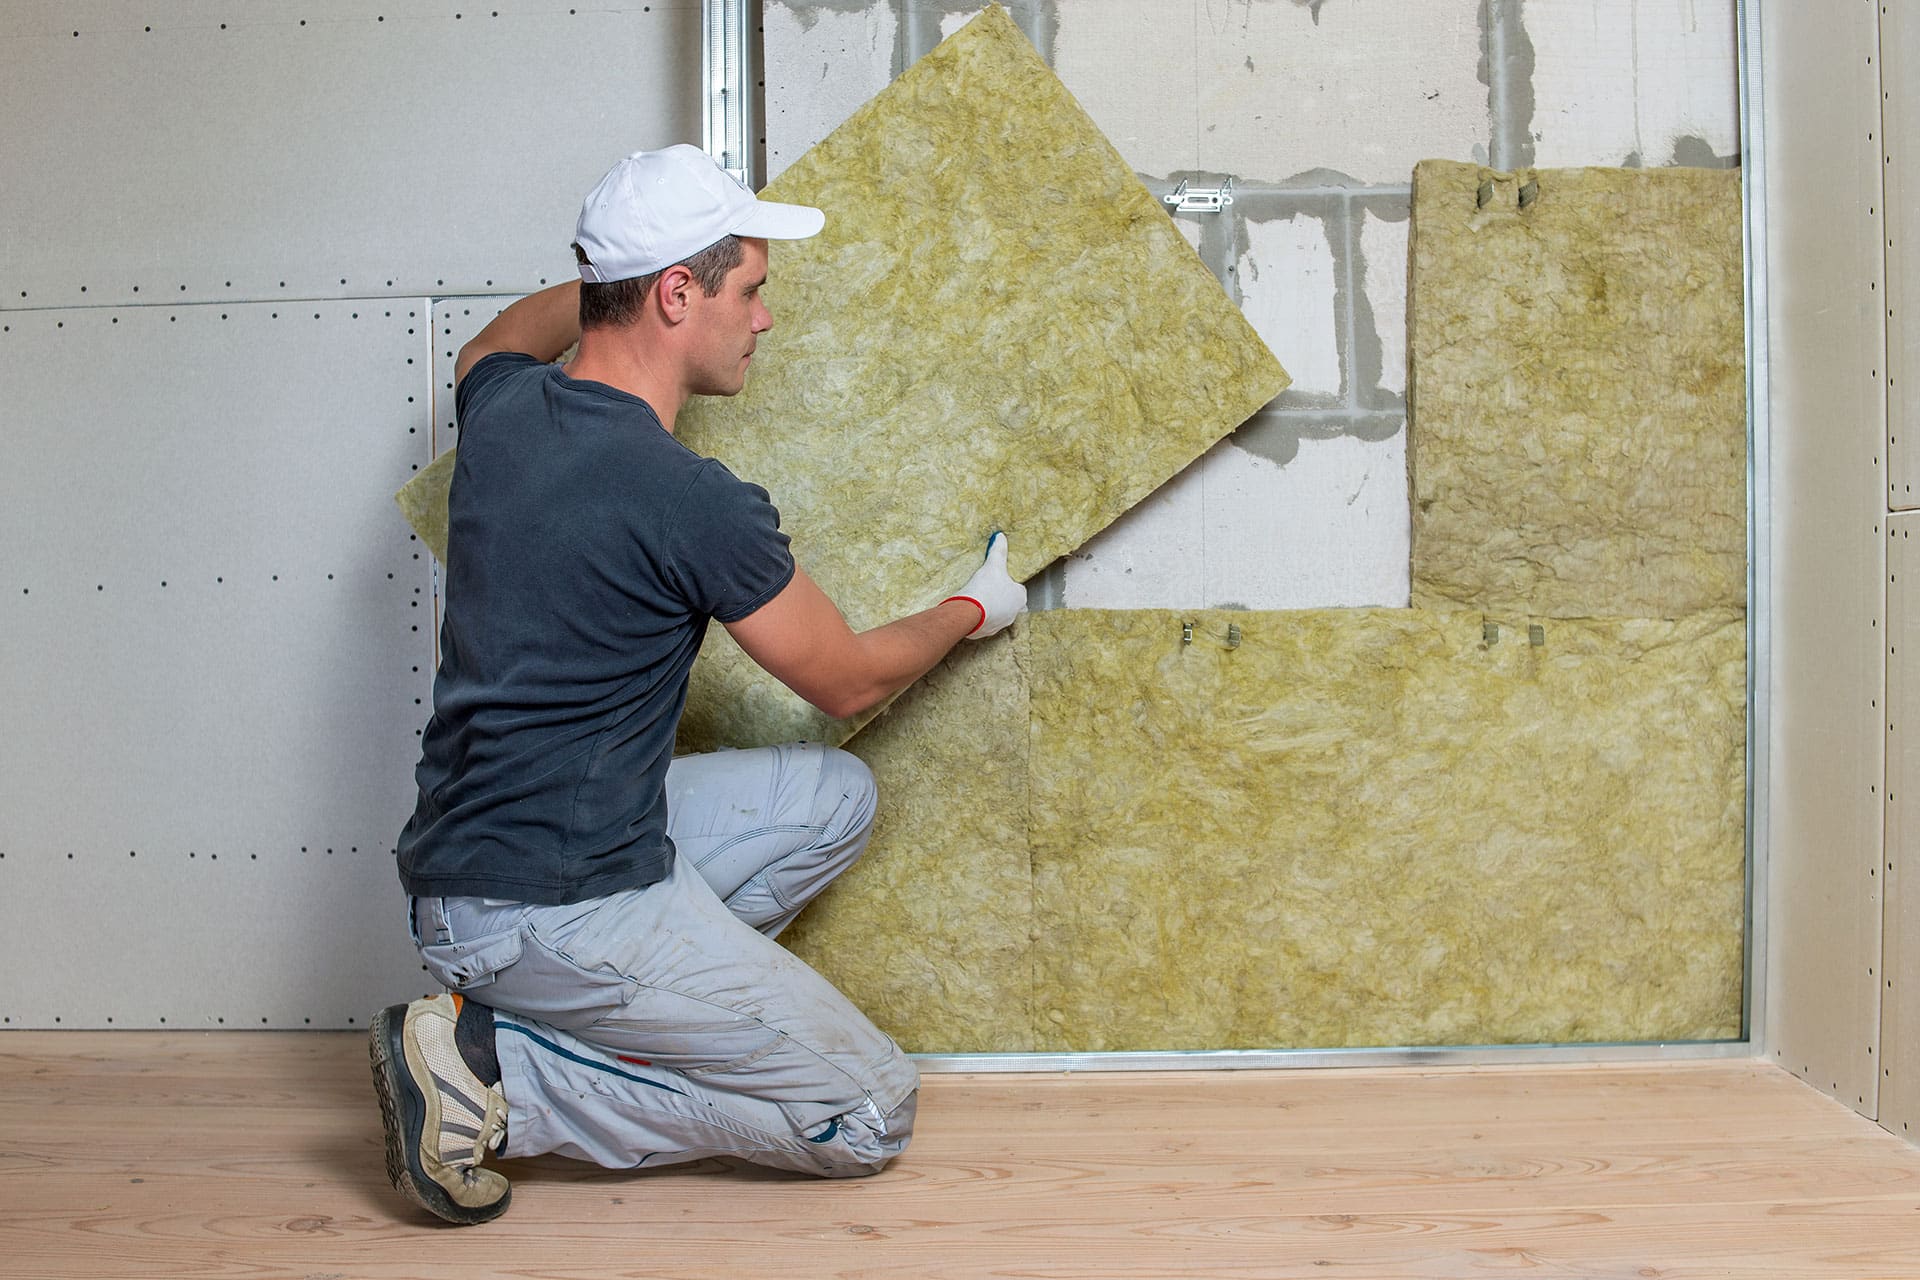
[1885,0,1920,1149]
[0,2,701,1029]
[1752,0,1920,1147]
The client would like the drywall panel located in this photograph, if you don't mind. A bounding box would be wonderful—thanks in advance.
[1026,608,1746,1053]
[1886,515,1920,1143]
[0,2,696,309]
[780,638,1034,1052]
[0,301,435,1027]
[671,5,1286,751]
[1760,0,1887,1118]
[1887,0,1920,513]
[1409,161,1746,620]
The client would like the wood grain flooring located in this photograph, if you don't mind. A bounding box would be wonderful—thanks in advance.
[3,1035,1919,1279]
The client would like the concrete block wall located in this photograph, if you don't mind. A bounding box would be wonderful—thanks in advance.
[764,0,1740,610]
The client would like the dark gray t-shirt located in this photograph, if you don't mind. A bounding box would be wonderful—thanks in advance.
[396,352,795,905]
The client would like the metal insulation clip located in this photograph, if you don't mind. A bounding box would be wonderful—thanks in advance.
[1165,177,1234,213]
[1182,621,1195,646]
[1226,622,1242,649]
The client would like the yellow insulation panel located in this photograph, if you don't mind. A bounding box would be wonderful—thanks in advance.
[1408,161,1745,618]
[1024,608,1746,1051]
[777,608,1744,1053]
[779,636,1035,1052]
[396,449,455,565]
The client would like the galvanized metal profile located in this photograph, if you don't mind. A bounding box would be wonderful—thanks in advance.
[703,0,754,185]
[1737,0,1772,1061]
[914,1041,1755,1075]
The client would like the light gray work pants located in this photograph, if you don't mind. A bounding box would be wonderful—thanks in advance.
[408,742,917,1177]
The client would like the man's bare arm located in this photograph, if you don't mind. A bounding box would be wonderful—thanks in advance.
[725,567,981,721]
[455,281,582,388]
[726,535,1027,719]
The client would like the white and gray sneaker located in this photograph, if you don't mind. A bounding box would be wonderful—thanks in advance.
[369,992,511,1224]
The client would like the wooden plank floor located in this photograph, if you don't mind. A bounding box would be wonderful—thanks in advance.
[4,1036,1920,1279]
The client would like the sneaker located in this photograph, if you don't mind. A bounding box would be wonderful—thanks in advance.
[369,992,511,1224]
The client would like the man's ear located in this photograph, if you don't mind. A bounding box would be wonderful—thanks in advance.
[654,265,696,323]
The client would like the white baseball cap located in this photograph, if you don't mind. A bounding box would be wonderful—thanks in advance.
[573,144,825,283]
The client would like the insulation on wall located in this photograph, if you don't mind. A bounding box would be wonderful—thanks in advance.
[1026,608,1745,1052]
[397,4,1288,752]
[783,607,1746,1054]
[780,638,1035,1052]
[1407,161,1745,619]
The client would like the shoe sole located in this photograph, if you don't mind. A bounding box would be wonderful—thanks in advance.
[368,1002,510,1226]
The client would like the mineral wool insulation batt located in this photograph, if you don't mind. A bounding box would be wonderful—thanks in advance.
[1408,160,1745,619]
[785,608,1745,1054]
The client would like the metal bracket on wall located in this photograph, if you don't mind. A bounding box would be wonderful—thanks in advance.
[1165,178,1235,213]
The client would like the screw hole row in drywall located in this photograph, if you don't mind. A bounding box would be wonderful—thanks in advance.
[13,571,409,596]
[2,1014,356,1026]
[4,846,363,860]
[3,308,419,328]
[80,9,646,36]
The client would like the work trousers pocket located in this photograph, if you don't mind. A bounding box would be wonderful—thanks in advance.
[417,925,524,994]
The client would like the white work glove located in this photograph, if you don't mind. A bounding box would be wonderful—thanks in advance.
[943,532,1028,639]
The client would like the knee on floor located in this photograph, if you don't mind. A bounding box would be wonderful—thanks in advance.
[813,1088,917,1177]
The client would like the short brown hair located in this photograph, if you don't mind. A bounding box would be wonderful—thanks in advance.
[574,235,745,329]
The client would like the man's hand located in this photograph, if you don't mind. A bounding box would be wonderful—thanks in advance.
[942,532,1027,639]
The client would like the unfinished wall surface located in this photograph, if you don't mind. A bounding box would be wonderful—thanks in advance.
[1408,161,1746,619]
[782,607,1746,1053]
[768,1,1741,613]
